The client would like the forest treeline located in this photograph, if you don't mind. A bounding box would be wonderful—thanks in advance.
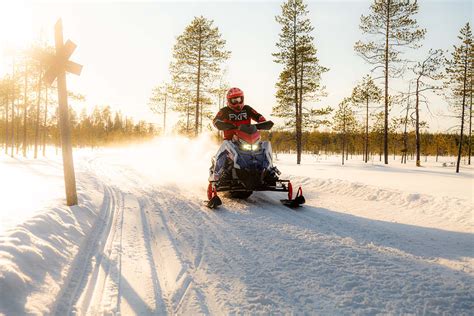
[263,130,468,162]
[0,96,156,155]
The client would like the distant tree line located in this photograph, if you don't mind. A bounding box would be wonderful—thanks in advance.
[264,130,468,164]
[0,41,157,156]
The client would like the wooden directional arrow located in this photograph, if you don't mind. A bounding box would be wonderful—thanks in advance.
[43,39,83,85]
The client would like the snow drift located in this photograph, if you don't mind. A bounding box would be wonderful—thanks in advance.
[0,139,472,314]
[0,171,103,315]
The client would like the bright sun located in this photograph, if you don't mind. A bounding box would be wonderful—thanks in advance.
[0,1,33,51]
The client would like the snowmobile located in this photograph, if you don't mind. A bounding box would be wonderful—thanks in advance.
[206,120,305,209]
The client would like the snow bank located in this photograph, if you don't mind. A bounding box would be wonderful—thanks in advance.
[277,153,473,200]
[0,156,66,234]
[0,157,103,315]
[276,154,473,234]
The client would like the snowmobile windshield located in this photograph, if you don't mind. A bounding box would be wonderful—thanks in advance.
[238,124,258,134]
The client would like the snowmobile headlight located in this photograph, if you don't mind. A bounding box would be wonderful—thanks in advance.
[240,142,260,151]
[241,143,253,151]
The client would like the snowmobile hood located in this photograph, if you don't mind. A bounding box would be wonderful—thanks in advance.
[236,129,261,144]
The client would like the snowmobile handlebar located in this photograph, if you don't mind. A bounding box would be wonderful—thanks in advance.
[255,120,274,130]
[215,120,274,131]
[215,120,238,131]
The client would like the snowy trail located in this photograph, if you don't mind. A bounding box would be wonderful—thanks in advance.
[55,150,473,315]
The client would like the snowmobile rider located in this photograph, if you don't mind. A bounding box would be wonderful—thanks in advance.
[213,87,266,140]
[210,87,268,181]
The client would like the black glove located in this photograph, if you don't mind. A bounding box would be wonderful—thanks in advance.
[215,120,237,131]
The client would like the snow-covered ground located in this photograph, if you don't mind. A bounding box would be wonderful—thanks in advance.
[0,137,472,315]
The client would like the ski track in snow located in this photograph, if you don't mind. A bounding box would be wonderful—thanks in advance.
[50,153,474,315]
[1,147,472,315]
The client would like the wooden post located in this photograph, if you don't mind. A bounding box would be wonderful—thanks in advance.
[36,19,83,206]
[54,19,78,205]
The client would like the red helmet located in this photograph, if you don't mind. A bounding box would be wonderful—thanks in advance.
[226,87,244,111]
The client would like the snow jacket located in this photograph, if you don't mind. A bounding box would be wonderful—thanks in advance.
[213,105,266,140]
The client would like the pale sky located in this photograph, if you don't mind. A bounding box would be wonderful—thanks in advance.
[0,0,472,132]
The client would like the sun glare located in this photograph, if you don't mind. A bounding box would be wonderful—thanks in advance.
[0,1,33,72]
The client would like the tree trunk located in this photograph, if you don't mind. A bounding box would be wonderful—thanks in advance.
[34,72,41,159]
[468,76,472,165]
[415,77,421,167]
[299,55,304,163]
[456,43,469,173]
[200,98,203,133]
[341,135,345,166]
[10,90,15,157]
[163,93,167,135]
[195,26,202,136]
[4,92,9,154]
[293,8,301,165]
[42,86,48,156]
[365,94,369,163]
[383,0,390,165]
[23,64,28,157]
[402,84,411,164]
[436,142,439,162]
[16,97,20,154]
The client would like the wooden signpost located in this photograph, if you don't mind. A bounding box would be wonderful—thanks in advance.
[41,19,82,206]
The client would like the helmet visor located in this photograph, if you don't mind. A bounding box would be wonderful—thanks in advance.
[229,96,243,105]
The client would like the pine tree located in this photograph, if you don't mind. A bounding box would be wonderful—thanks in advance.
[355,0,426,164]
[333,98,357,165]
[445,23,473,173]
[467,35,474,165]
[351,74,382,163]
[170,16,230,136]
[410,49,444,167]
[273,0,328,164]
[149,83,171,135]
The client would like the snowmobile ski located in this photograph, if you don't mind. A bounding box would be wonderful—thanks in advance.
[206,183,222,209]
[206,195,222,209]
[280,186,305,208]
